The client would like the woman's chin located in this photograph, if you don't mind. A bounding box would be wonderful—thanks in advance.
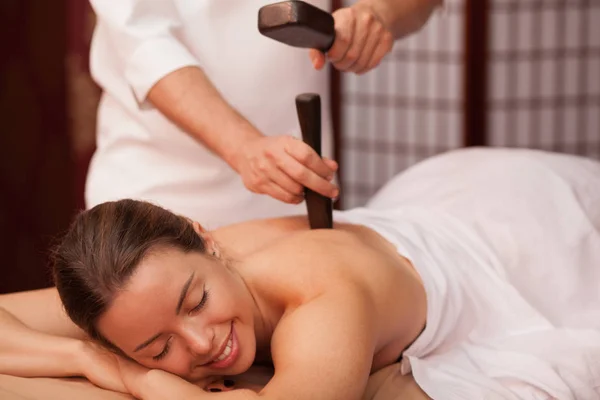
[185,355,255,382]
[223,348,256,377]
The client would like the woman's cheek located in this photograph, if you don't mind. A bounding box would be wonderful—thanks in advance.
[164,346,193,377]
[132,348,190,376]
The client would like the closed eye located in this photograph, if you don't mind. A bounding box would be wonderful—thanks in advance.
[152,337,172,361]
[189,288,210,315]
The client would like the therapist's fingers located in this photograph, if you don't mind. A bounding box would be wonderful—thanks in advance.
[267,162,306,199]
[281,161,338,200]
[267,153,339,204]
[264,181,305,204]
[236,136,337,203]
[350,28,381,74]
[326,5,392,74]
[350,5,393,74]
[332,9,372,71]
[353,28,393,74]
[363,39,394,74]
[327,8,355,66]
[268,157,339,203]
[322,157,339,172]
[283,138,337,181]
[309,49,327,70]
[242,166,303,204]
[281,151,339,199]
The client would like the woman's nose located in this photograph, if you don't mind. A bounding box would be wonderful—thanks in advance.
[181,324,214,356]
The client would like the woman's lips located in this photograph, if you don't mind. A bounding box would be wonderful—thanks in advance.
[207,322,239,370]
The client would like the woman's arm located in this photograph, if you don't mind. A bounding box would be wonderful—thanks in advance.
[0,289,128,392]
[0,288,85,339]
[0,304,82,377]
[0,288,86,376]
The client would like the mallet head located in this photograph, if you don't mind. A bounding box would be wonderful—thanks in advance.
[258,0,335,51]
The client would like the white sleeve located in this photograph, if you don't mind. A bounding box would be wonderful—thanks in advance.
[89,0,201,103]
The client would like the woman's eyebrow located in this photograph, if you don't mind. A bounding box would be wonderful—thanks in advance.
[133,271,196,353]
[134,332,162,353]
[176,271,195,315]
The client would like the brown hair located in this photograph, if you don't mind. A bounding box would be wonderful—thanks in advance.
[51,199,206,346]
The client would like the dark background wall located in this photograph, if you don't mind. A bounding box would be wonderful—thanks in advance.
[0,0,80,293]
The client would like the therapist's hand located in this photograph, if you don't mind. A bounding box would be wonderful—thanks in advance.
[231,136,339,204]
[310,2,393,75]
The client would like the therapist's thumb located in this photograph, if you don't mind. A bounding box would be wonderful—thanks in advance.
[309,49,326,70]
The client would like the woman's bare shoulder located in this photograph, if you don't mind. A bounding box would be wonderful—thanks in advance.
[211,216,310,257]
[261,228,368,264]
[212,216,361,258]
[242,229,377,300]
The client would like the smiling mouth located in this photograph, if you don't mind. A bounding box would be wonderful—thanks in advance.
[213,335,233,362]
[200,322,238,370]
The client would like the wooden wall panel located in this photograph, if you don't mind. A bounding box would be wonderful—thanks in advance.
[0,0,77,293]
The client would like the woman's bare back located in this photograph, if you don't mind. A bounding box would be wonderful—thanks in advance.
[236,225,427,374]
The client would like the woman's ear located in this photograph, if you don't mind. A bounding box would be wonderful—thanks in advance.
[192,221,219,257]
[191,221,206,235]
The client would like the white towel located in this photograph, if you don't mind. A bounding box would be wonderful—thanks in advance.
[335,148,600,399]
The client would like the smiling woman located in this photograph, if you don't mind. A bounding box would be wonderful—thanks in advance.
[51,195,428,397]
[90,239,262,380]
[1,147,600,400]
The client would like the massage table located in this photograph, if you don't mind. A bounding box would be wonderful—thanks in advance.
[0,364,430,399]
[0,375,132,400]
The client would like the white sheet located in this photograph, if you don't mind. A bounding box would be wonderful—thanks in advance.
[335,147,600,399]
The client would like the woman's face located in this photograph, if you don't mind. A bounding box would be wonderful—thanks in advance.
[96,247,257,381]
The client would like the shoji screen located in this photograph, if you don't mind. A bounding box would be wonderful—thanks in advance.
[488,0,600,158]
[337,0,599,209]
[339,0,466,208]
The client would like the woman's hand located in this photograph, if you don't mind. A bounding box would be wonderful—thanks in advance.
[310,3,393,75]
[116,356,152,399]
[116,358,254,400]
[232,135,339,204]
[115,356,228,397]
[77,341,129,393]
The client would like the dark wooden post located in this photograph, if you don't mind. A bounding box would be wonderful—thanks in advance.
[330,0,343,209]
[463,0,490,146]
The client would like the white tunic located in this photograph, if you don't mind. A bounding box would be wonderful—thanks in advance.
[336,148,600,399]
[86,0,333,228]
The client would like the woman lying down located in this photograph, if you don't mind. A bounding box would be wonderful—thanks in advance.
[1,147,599,400]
